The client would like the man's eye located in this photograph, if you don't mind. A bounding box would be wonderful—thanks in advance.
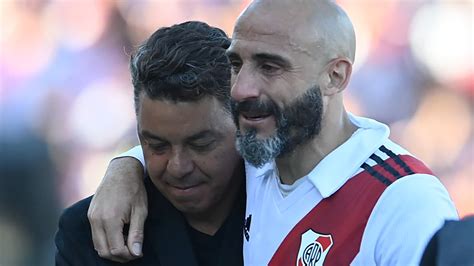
[148,143,169,153]
[230,61,242,73]
[189,141,215,152]
[260,63,279,74]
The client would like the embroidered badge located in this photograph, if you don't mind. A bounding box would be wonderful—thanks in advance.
[296,229,333,266]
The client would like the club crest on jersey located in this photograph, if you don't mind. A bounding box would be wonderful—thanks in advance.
[296,229,333,266]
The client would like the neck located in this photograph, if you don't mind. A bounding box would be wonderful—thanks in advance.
[184,162,244,235]
[277,108,356,185]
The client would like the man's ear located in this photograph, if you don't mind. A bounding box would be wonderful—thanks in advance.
[323,58,352,96]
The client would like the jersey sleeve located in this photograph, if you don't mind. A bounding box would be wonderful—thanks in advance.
[115,145,145,168]
[355,173,459,266]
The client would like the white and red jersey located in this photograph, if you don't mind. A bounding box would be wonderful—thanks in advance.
[243,114,458,266]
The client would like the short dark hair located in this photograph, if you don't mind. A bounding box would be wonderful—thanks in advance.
[130,21,231,114]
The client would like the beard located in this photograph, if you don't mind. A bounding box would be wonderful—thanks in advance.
[232,85,323,168]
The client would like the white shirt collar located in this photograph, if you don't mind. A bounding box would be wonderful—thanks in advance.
[307,113,390,198]
[245,113,390,198]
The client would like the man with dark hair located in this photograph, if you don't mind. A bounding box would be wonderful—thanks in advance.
[88,1,459,265]
[55,21,245,266]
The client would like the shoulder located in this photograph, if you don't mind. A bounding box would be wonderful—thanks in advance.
[421,216,474,265]
[377,173,457,218]
[55,196,99,265]
[359,173,458,265]
[56,196,94,251]
[58,196,93,232]
[360,139,453,215]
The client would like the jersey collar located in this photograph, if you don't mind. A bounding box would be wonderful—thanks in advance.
[306,113,390,198]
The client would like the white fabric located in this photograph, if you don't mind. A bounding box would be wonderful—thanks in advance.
[119,114,458,266]
[243,114,458,266]
[116,145,145,169]
[276,175,308,198]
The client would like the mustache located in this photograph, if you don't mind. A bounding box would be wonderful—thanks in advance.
[231,98,279,115]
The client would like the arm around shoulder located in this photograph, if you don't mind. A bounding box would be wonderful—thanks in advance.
[87,149,148,262]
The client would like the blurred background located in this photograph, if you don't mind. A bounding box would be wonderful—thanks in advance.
[0,0,472,265]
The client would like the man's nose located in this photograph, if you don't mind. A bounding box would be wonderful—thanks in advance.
[231,66,261,102]
[166,149,194,179]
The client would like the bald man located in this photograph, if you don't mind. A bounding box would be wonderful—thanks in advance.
[87,0,458,265]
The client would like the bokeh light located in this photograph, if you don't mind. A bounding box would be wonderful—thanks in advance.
[410,2,473,88]
[69,79,134,149]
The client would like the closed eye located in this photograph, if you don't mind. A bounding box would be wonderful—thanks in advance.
[253,53,289,76]
[188,140,216,152]
[260,63,280,74]
[148,143,169,154]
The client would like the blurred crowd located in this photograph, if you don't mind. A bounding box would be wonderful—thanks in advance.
[0,0,472,265]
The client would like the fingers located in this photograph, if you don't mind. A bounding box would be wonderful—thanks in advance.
[104,221,135,262]
[86,156,147,262]
[90,221,109,259]
[89,213,134,262]
[127,207,148,257]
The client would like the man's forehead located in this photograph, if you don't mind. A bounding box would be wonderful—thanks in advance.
[229,25,317,61]
[232,0,356,62]
[140,127,219,141]
[139,93,225,111]
[233,11,294,40]
[234,0,314,33]
[139,116,226,144]
[139,96,230,128]
[230,5,318,58]
[232,26,289,45]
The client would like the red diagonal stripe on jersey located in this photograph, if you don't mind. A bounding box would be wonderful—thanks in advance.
[268,154,432,266]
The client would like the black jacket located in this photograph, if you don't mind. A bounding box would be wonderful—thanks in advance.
[420,215,474,266]
[55,176,245,266]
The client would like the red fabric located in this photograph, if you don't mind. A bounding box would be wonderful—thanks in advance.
[269,155,432,266]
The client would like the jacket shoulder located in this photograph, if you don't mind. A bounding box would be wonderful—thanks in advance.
[58,196,93,232]
[55,196,97,265]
